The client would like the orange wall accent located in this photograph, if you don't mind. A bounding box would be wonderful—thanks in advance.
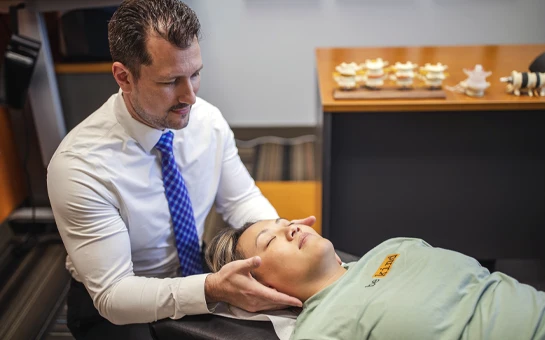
[256,181,322,235]
[0,107,26,223]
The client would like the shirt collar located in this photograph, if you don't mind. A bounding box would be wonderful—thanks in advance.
[114,88,166,153]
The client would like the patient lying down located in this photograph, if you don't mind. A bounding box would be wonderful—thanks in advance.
[206,218,545,340]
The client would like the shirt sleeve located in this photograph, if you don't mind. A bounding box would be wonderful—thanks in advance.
[213,115,279,228]
[47,152,211,325]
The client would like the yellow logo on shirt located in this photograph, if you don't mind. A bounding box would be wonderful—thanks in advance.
[373,254,399,278]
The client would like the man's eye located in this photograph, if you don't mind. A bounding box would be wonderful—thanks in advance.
[266,236,276,248]
[191,71,200,78]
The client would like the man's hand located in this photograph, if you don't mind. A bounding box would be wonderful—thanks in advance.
[291,215,343,265]
[204,256,302,312]
[290,215,316,227]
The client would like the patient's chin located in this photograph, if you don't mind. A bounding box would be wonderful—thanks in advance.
[315,238,336,258]
[313,240,341,270]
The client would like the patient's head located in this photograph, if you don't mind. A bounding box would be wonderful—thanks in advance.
[206,218,344,301]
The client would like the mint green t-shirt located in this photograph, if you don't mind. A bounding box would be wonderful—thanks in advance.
[291,238,545,340]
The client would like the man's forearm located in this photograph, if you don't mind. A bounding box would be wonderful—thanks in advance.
[93,274,210,325]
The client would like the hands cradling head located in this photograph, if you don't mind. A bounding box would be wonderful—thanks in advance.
[206,217,340,302]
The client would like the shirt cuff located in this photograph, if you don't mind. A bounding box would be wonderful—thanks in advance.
[207,302,220,313]
[172,274,212,317]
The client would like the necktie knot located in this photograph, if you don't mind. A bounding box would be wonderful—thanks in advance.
[155,131,174,155]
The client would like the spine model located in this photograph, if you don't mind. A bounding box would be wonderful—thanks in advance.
[500,71,545,97]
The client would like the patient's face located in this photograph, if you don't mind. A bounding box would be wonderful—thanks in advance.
[237,218,337,297]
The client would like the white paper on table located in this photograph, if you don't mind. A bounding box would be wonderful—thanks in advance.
[212,302,299,340]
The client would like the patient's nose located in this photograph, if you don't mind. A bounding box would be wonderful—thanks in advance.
[286,224,300,240]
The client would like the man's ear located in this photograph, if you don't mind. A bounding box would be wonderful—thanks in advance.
[112,61,134,93]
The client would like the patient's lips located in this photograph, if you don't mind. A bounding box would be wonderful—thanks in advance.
[299,232,313,249]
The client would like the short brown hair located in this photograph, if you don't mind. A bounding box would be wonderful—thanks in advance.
[205,222,256,273]
[108,0,201,79]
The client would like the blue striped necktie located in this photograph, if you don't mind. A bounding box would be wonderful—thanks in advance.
[155,131,203,276]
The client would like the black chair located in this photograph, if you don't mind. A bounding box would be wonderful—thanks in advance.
[150,250,359,340]
[529,51,545,73]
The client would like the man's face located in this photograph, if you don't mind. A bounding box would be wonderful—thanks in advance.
[237,219,336,297]
[126,35,202,130]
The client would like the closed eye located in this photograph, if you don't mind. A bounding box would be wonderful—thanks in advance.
[266,236,276,248]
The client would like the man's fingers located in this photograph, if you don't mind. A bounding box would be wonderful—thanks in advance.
[258,303,299,312]
[291,215,316,227]
[232,256,261,273]
[245,256,261,270]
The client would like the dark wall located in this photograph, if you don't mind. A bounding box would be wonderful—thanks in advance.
[327,110,545,260]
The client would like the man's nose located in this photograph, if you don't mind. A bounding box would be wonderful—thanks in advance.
[177,78,197,105]
[285,224,301,241]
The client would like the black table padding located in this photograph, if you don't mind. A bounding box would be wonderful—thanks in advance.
[152,314,277,340]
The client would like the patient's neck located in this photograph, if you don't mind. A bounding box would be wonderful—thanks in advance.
[299,264,347,302]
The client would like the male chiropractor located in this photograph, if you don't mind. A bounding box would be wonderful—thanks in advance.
[47,1,312,338]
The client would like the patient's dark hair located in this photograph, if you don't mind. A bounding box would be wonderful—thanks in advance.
[205,222,256,272]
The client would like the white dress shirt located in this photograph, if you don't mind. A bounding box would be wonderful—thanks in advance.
[47,89,278,325]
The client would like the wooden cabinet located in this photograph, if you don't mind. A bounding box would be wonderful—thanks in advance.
[316,44,545,259]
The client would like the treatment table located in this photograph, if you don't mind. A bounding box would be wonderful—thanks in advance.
[150,250,360,340]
